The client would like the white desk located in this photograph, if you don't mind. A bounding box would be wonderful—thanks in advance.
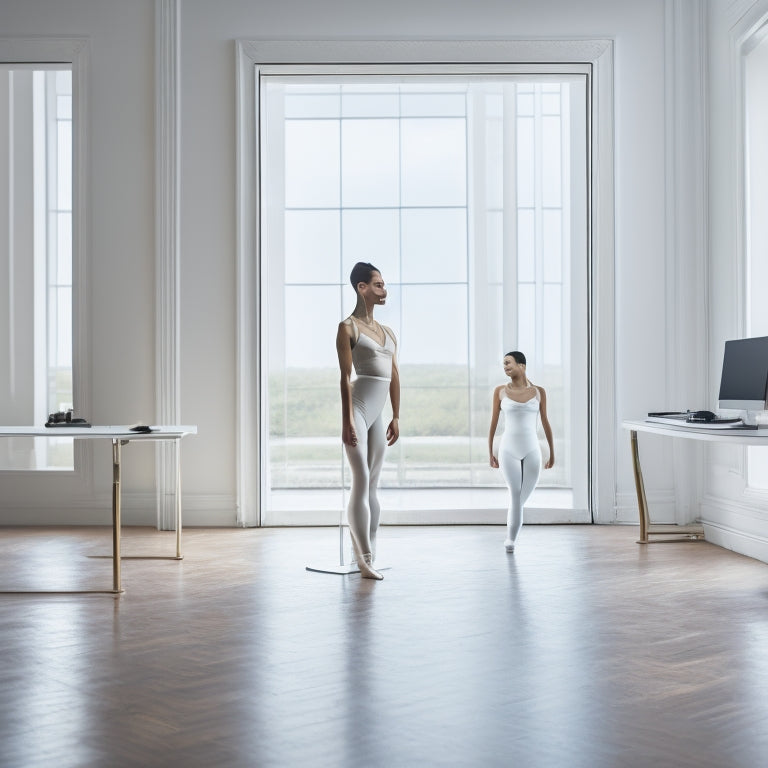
[622,420,768,543]
[0,425,197,594]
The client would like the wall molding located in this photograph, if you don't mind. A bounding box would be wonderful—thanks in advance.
[587,41,617,524]
[236,38,615,527]
[615,489,678,525]
[155,0,181,530]
[701,518,768,563]
[0,492,233,527]
[727,0,762,28]
[702,490,768,523]
[238,38,613,66]
[701,491,768,562]
[663,0,709,524]
[235,41,261,527]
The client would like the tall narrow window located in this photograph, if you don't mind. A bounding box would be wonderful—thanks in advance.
[260,74,589,524]
[0,67,73,470]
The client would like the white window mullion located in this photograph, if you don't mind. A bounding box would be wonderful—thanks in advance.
[32,72,47,434]
[561,83,572,378]
[259,82,288,523]
[533,85,545,367]
[503,83,518,349]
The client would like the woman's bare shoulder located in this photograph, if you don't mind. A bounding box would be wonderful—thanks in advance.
[338,317,358,343]
[381,324,397,344]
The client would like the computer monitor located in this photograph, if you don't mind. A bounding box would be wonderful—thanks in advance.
[718,336,768,425]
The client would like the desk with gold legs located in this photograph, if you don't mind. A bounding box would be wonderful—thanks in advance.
[623,419,768,544]
[0,425,197,594]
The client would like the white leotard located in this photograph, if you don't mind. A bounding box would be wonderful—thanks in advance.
[498,389,542,546]
[344,318,396,559]
[351,324,395,380]
[500,391,541,459]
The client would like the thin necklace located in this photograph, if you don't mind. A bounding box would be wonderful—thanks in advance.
[506,380,533,392]
[357,314,376,326]
[355,310,379,328]
[355,313,384,342]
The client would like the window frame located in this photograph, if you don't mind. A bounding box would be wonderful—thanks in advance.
[0,38,91,479]
[259,76,586,524]
[235,40,616,527]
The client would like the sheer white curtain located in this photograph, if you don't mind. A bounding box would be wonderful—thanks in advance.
[259,74,588,523]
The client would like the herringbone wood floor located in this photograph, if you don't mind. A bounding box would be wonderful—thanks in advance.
[1,524,767,767]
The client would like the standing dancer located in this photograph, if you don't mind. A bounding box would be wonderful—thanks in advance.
[488,351,554,552]
[336,262,400,579]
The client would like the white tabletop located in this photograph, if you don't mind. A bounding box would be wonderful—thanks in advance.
[0,425,197,440]
[622,419,768,446]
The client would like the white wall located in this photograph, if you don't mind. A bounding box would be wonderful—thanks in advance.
[0,0,699,528]
[0,1,158,523]
[703,0,768,562]
[0,71,36,429]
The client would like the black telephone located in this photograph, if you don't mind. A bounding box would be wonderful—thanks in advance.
[45,409,91,428]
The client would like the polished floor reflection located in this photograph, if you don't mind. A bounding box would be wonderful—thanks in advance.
[1,525,768,767]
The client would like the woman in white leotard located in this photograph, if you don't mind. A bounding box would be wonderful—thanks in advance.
[336,263,400,580]
[488,351,554,552]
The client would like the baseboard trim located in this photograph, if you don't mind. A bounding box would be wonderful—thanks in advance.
[0,493,238,528]
[700,519,768,564]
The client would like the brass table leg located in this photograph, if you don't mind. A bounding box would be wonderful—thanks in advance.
[175,441,183,560]
[629,429,704,544]
[630,430,650,544]
[90,439,183,561]
[112,439,125,593]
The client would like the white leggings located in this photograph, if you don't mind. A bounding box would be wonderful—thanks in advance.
[499,445,541,544]
[345,375,390,557]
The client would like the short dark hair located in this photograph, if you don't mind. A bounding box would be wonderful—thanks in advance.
[350,262,380,292]
[505,351,526,365]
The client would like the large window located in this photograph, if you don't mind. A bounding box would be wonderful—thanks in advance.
[260,74,589,524]
[0,67,73,470]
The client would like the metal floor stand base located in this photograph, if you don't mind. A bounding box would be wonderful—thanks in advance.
[306,562,359,575]
[306,513,391,575]
[88,555,184,561]
[0,589,124,596]
[306,562,391,575]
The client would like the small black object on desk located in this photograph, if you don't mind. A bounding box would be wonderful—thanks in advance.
[686,410,717,423]
[45,409,91,428]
